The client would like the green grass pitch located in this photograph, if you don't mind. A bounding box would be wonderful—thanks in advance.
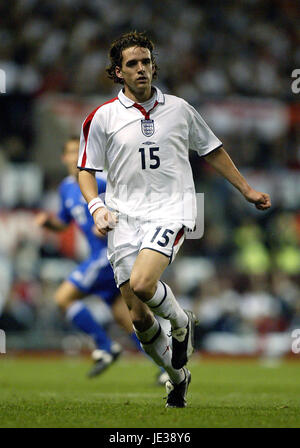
[1,355,300,428]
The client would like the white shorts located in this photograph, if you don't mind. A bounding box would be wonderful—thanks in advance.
[107,216,186,287]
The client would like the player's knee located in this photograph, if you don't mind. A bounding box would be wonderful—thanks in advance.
[130,276,156,301]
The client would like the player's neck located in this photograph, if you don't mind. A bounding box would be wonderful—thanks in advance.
[123,85,153,104]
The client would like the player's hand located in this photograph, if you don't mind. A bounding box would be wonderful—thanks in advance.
[92,225,107,239]
[243,188,271,210]
[34,211,51,227]
[93,207,118,236]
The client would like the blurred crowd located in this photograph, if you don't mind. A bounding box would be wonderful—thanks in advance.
[0,0,299,98]
[1,0,300,169]
[0,0,300,354]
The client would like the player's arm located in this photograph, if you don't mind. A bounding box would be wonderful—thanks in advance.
[78,169,99,203]
[78,169,117,236]
[35,211,68,232]
[77,111,117,235]
[204,146,271,210]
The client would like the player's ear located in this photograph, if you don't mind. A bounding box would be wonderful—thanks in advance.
[115,66,123,80]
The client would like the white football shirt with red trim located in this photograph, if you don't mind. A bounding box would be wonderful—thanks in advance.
[78,86,222,229]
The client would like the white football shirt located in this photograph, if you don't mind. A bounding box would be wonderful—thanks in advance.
[78,86,222,229]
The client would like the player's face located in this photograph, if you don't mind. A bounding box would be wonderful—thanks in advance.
[116,46,154,100]
[62,140,79,177]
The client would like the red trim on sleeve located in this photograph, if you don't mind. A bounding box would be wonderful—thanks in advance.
[80,97,118,168]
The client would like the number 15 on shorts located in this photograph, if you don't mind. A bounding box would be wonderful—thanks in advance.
[150,226,174,247]
[140,223,185,262]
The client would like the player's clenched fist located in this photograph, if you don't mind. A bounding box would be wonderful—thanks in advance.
[244,188,271,211]
[93,207,118,236]
[254,192,271,210]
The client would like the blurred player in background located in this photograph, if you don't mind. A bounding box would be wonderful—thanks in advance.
[77,32,271,407]
[36,136,168,383]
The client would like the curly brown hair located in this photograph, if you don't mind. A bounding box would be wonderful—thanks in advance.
[106,31,158,84]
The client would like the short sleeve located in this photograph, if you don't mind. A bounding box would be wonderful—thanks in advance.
[186,102,222,157]
[78,109,106,171]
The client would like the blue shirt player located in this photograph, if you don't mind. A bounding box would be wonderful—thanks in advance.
[35,137,156,379]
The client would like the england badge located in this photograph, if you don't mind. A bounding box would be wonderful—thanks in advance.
[141,119,155,137]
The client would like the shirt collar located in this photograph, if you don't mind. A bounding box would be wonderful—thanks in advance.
[118,85,165,108]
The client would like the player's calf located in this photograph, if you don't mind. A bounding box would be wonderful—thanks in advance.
[145,281,188,329]
[134,317,185,386]
[144,282,198,369]
[120,281,154,331]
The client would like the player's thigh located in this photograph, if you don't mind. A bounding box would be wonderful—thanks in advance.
[130,249,169,293]
[54,280,84,308]
[131,222,185,292]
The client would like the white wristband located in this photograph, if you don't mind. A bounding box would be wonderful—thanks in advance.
[88,197,105,216]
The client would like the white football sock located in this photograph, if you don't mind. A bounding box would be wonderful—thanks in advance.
[134,318,185,384]
[146,281,188,330]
